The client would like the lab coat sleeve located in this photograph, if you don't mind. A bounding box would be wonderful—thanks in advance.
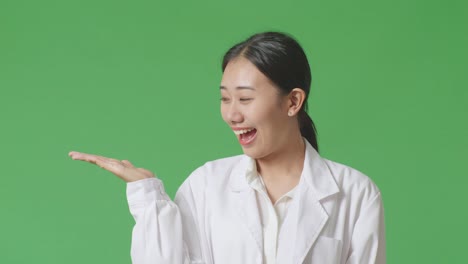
[126,177,206,264]
[345,192,386,264]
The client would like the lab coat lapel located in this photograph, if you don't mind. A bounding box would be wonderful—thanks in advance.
[276,185,328,264]
[229,156,264,262]
[277,140,340,264]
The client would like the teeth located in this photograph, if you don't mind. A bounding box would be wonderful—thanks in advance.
[233,128,255,135]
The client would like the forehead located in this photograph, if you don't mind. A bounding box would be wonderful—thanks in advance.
[220,57,274,90]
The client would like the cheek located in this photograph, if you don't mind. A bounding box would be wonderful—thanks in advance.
[254,110,287,137]
[251,102,283,124]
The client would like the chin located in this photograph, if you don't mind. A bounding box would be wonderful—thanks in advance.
[241,146,258,158]
[241,145,268,160]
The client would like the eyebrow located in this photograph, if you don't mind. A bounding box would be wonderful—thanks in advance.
[220,86,255,90]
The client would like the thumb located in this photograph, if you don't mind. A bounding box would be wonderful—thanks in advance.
[136,167,156,178]
[121,160,134,168]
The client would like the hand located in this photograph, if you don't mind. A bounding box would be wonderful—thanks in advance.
[68,151,155,182]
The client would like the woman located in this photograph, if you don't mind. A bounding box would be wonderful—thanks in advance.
[69,32,386,264]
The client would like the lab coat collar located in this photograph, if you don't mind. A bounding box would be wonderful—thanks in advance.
[228,138,340,263]
[229,155,264,258]
[301,139,340,201]
[229,138,340,201]
[277,139,340,263]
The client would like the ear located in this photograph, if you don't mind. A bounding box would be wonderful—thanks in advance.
[287,88,306,117]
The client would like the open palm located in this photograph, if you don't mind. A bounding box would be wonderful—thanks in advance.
[68,151,154,182]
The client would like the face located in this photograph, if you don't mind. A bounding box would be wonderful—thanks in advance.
[220,57,295,159]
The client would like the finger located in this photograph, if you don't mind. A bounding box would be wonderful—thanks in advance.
[69,151,112,163]
[69,151,100,163]
[69,151,123,172]
[91,156,128,177]
[69,151,96,161]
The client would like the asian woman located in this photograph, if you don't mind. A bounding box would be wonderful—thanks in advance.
[69,31,386,264]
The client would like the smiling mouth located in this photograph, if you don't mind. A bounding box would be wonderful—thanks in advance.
[233,128,255,135]
[234,128,257,145]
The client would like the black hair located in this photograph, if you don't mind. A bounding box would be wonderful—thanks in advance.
[221,31,319,152]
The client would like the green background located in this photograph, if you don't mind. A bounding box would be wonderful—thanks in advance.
[1,0,467,263]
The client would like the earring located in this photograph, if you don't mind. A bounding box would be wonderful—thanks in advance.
[288,111,293,116]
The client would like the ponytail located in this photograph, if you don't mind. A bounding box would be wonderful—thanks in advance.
[298,110,319,153]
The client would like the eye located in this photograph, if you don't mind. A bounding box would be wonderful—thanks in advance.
[239,98,252,102]
[220,97,230,103]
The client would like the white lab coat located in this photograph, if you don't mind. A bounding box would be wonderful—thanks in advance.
[126,140,386,264]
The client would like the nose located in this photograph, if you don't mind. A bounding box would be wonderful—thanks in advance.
[223,101,244,125]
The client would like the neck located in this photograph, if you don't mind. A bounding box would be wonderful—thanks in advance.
[255,135,306,185]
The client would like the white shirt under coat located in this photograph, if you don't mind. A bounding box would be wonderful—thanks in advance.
[247,169,299,264]
[126,139,386,264]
